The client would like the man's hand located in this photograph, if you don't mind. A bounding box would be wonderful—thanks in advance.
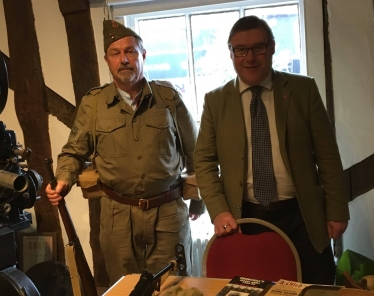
[45,180,68,206]
[189,199,205,221]
[213,212,240,237]
[327,220,348,239]
[189,213,200,221]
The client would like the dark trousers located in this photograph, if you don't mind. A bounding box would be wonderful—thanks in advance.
[241,199,336,285]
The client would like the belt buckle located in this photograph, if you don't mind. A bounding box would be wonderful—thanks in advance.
[138,199,149,210]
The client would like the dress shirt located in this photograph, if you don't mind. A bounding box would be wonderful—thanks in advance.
[117,87,142,110]
[239,72,295,203]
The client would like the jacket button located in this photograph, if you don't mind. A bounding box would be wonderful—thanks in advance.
[137,155,142,160]
[238,206,241,211]
[239,181,243,187]
[134,137,139,142]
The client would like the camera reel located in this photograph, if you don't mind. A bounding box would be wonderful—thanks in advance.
[0,51,43,230]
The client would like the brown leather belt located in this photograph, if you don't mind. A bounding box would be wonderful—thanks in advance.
[101,183,182,210]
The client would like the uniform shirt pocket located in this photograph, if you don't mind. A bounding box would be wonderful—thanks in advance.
[96,117,127,158]
[145,111,176,156]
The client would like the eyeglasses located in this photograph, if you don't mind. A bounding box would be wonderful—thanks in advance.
[230,44,269,57]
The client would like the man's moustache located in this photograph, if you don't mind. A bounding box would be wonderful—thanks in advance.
[118,66,133,71]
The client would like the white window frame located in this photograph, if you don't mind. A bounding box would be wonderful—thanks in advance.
[120,0,307,75]
[109,0,326,102]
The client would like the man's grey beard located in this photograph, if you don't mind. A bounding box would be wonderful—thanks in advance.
[119,70,136,82]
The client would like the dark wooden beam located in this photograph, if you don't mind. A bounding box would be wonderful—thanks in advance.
[59,0,90,15]
[348,154,374,200]
[46,87,76,128]
[2,52,76,129]
[3,0,65,265]
[58,0,101,106]
[58,0,108,287]
[1,53,13,90]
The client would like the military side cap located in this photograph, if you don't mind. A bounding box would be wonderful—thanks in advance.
[103,20,142,52]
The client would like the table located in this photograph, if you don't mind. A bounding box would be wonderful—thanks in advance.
[103,274,229,296]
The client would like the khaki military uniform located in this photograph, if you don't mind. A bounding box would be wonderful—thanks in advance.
[56,79,198,285]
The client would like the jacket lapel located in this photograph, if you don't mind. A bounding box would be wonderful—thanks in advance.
[221,78,247,155]
[229,78,247,139]
[272,70,292,175]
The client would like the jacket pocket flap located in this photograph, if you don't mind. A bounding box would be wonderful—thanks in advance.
[96,118,126,133]
[77,167,100,188]
[145,117,170,130]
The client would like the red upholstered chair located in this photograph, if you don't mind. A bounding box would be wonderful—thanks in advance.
[202,218,302,282]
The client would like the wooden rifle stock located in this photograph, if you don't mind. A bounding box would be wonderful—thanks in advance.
[45,158,98,296]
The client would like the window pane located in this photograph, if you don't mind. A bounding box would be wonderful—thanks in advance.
[245,4,301,73]
[191,11,238,118]
[138,17,188,80]
[135,3,302,121]
[138,17,197,114]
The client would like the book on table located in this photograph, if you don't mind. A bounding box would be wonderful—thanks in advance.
[216,276,274,296]
[262,279,310,295]
[217,277,346,296]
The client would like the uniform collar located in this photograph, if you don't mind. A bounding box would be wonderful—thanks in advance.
[106,82,120,104]
[106,79,149,106]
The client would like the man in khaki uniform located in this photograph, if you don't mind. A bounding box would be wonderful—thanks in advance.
[46,20,204,286]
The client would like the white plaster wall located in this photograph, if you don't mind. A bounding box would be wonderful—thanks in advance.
[302,0,326,103]
[329,0,374,169]
[343,190,374,261]
[328,0,374,260]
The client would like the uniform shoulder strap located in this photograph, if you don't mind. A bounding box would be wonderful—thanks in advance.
[86,83,110,96]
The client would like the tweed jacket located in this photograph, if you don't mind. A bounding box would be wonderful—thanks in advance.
[194,69,350,253]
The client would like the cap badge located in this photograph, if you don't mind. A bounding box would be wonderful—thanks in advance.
[111,21,120,28]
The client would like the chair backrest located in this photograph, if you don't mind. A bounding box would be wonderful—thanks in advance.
[202,218,302,282]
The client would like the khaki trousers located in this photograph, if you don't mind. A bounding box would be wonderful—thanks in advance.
[100,196,191,286]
